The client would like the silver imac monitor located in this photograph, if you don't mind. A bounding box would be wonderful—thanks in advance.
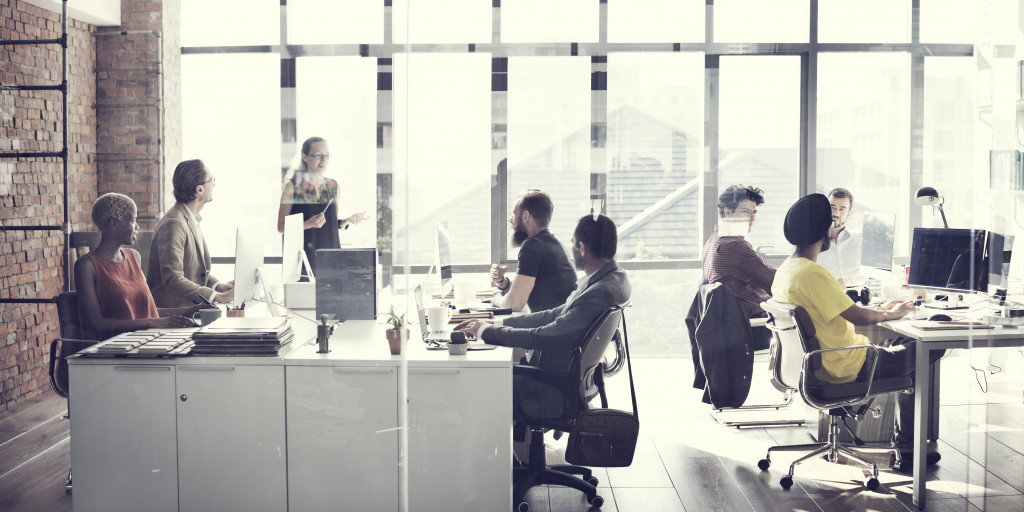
[985,231,1013,291]
[436,221,453,296]
[282,213,307,283]
[233,223,264,308]
[861,212,895,271]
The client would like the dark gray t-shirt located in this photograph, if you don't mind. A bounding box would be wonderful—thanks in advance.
[516,229,578,312]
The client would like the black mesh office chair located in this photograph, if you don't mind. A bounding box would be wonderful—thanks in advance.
[511,306,625,512]
[48,291,98,494]
[757,300,912,491]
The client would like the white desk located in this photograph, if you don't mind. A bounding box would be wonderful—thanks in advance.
[881,320,1024,510]
[67,318,513,512]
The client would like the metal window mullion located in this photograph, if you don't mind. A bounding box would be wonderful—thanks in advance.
[491,3,507,265]
[591,0,609,216]
[908,0,924,238]
[802,0,819,198]
[702,0,719,245]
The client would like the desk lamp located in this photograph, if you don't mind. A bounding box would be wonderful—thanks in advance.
[915,186,949,228]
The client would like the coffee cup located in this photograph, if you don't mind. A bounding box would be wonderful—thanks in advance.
[453,282,474,305]
[448,331,468,355]
[425,306,451,329]
[192,307,223,326]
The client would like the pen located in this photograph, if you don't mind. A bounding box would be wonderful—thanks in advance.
[198,294,215,307]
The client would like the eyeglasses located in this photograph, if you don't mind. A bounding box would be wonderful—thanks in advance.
[308,153,330,161]
[203,177,216,185]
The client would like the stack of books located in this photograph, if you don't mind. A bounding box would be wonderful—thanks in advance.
[191,317,294,356]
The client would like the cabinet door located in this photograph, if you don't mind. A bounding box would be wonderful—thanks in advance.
[69,364,178,512]
[408,367,512,511]
[175,364,286,512]
[286,366,399,512]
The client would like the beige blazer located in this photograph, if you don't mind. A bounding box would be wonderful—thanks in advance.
[147,203,219,308]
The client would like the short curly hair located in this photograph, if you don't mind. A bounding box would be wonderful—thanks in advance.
[717,184,765,217]
[91,193,137,232]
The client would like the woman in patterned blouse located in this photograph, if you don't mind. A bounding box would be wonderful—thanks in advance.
[276,136,367,270]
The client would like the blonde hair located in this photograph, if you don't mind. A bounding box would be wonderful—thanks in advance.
[91,193,137,232]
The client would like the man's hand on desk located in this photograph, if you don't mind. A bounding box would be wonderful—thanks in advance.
[878,300,915,321]
[455,319,494,338]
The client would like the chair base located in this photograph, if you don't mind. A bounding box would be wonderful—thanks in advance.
[513,428,603,511]
[711,390,806,428]
[758,408,897,492]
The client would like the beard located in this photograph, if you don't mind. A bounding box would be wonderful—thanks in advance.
[572,246,584,270]
[820,235,832,252]
[510,218,529,248]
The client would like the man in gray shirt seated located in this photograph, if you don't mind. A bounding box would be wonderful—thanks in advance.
[457,213,631,373]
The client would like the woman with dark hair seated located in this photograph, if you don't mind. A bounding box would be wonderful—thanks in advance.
[75,193,208,340]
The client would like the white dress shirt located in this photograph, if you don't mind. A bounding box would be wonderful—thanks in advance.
[818,227,862,282]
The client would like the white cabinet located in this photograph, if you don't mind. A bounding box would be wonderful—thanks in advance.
[175,364,287,512]
[286,365,399,512]
[69,363,178,512]
[407,366,512,512]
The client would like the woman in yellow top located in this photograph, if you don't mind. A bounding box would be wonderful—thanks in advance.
[770,193,941,473]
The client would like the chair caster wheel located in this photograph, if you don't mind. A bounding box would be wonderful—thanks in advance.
[517,501,529,512]
[757,458,770,471]
[588,495,604,508]
[587,476,599,486]
[865,477,880,491]
[780,475,793,489]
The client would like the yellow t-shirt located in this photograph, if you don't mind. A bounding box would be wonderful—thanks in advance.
[771,257,867,383]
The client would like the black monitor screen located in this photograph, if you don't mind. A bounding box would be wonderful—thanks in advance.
[908,228,987,293]
[437,222,452,286]
[986,231,1013,290]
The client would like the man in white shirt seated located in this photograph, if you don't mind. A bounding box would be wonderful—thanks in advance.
[817,187,862,285]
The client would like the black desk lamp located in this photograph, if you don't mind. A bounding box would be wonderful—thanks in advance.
[915,186,949,228]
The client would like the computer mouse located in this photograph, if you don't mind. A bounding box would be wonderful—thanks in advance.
[928,314,952,322]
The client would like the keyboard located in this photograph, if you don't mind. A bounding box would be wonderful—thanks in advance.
[423,330,450,343]
[86,329,196,356]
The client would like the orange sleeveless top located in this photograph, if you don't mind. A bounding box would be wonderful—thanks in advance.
[84,249,159,323]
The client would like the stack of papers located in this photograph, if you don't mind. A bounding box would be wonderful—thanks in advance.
[191,317,294,356]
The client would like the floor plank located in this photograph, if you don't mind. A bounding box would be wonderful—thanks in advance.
[610,487,685,512]
[663,456,754,512]
[0,435,72,512]
[0,392,66,434]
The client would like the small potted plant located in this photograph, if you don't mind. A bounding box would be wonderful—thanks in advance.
[384,305,408,355]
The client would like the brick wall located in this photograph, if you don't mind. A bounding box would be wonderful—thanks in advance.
[97,0,180,228]
[0,0,98,410]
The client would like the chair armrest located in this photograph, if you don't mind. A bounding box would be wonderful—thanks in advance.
[513,363,575,389]
[799,344,882,409]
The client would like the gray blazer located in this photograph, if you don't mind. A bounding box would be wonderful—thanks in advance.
[147,203,220,308]
[481,260,631,373]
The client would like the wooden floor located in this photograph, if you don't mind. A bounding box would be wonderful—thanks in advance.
[1,350,1022,512]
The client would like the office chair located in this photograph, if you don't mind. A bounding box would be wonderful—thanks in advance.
[47,291,98,494]
[757,300,912,491]
[687,283,800,428]
[511,306,624,512]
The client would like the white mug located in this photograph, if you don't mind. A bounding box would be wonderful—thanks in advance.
[192,307,223,326]
[425,306,451,330]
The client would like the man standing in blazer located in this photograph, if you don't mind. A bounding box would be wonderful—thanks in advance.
[457,213,631,374]
[148,159,234,307]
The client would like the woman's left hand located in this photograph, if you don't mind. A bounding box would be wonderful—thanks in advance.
[347,211,368,225]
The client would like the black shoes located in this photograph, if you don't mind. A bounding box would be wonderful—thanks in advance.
[894,451,941,473]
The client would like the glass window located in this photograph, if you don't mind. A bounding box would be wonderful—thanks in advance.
[182,0,279,47]
[921,0,977,44]
[718,56,801,254]
[713,0,808,43]
[818,0,910,44]
[607,52,705,260]
[501,0,599,43]
[181,54,281,264]
[287,0,383,45]
[607,0,704,43]
[392,0,491,44]
[392,53,491,266]
[294,57,378,250]
[506,57,591,261]
[817,53,910,252]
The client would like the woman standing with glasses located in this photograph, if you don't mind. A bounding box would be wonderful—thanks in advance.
[277,136,367,271]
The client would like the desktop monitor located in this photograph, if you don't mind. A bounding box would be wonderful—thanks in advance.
[860,212,895,271]
[233,223,265,308]
[985,231,1013,291]
[282,213,306,283]
[436,221,453,295]
[908,228,987,293]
